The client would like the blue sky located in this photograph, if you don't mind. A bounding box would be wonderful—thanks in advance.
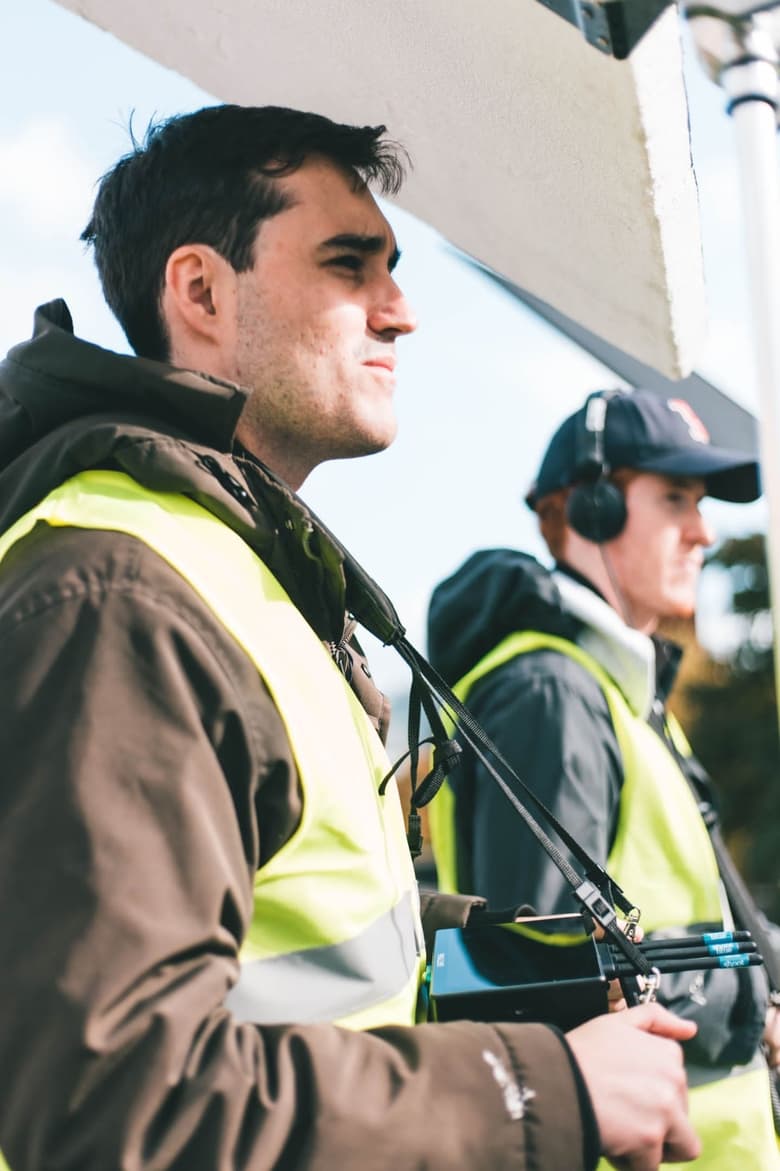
[0,0,769,697]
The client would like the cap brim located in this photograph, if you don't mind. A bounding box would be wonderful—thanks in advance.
[632,447,761,503]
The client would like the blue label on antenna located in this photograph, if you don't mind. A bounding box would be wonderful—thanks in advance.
[702,931,734,944]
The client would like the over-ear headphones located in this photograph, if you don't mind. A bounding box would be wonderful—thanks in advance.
[566,390,627,543]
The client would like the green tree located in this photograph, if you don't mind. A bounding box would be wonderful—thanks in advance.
[680,534,780,920]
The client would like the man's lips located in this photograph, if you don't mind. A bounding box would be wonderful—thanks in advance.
[673,558,702,577]
[363,356,396,373]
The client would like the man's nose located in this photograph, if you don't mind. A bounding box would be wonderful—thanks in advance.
[692,508,715,547]
[370,280,417,338]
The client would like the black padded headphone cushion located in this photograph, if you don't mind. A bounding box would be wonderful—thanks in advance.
[566,479,627,543]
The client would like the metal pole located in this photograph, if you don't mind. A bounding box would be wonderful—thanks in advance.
[727,62,780,724]
[686,7,780,728]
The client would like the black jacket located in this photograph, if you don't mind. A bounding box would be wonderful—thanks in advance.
[428,547,768,1069]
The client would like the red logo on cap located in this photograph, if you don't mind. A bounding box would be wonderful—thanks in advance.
[667,399,710,444]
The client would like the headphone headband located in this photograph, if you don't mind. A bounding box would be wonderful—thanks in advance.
[573,390,620,483]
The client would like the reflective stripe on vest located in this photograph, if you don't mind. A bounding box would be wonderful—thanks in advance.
[0,471,425,1035]
[429,629,780,1170]
[230,890,421,1028]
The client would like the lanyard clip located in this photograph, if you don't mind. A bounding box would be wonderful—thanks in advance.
[574,880,618,933]
[638,966,662,1004]
[624,907,641,942]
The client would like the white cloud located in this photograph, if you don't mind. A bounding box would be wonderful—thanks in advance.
[0,116,96,235]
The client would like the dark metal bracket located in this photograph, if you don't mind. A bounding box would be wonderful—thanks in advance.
[535,0,675,58]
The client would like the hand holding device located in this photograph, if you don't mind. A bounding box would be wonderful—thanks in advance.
[566,1004,701,1170]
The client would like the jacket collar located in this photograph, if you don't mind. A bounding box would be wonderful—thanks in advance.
[0,300,249,471]
[0,300,358,642]
[552,570,657,719]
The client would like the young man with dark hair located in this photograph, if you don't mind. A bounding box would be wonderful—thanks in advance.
[0,111,698,1171]
[81,105,407,362]
[428,388,779,1169]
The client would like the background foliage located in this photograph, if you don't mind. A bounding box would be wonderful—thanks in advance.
[669,535,780,921]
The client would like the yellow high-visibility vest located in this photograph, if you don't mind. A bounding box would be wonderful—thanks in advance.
[429,629,779,1170]
[0,469,426,1169]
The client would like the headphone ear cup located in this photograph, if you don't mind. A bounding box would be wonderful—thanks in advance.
[566,479,627,543]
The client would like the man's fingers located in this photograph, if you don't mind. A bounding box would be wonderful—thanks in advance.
[663,1131,704,1165]
[566,1007,700,1168]
[621,1002,698,1041]
[592,919,644,944]
[624,1147,662,1171]
[659,1103,702,1167]
[763,1005,780,1066]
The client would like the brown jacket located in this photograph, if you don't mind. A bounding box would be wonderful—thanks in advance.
[0,302,597,1171]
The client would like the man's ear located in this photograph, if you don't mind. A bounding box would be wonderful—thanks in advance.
[162,244,235,349]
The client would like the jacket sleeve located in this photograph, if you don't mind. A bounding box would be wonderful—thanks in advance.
[459,647,622,914]
[0,527,595,1171]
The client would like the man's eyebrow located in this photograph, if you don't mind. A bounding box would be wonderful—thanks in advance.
[319,233,401,272]
[667,475,707,496]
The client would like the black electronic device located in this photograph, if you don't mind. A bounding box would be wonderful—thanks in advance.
[430,915,607,1029]
[566,389,628,543]
[428,915,762,1030]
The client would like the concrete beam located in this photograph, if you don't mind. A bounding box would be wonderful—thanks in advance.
[54,0,706,377]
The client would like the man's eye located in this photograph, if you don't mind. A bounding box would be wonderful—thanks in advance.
[330,255,363,272]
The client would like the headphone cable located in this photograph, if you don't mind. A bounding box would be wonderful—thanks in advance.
[598,542,637,630]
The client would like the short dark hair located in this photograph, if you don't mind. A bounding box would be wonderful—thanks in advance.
[82,104,407,361]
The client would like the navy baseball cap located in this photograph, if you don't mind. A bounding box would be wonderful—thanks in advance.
[526,389,760,507]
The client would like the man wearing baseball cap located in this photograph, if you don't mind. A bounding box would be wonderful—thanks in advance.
[427,388,779,1169]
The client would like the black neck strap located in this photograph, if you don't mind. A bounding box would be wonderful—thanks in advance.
[267,480,652,979]
[387,634,651,977]
[660,717,780,992]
